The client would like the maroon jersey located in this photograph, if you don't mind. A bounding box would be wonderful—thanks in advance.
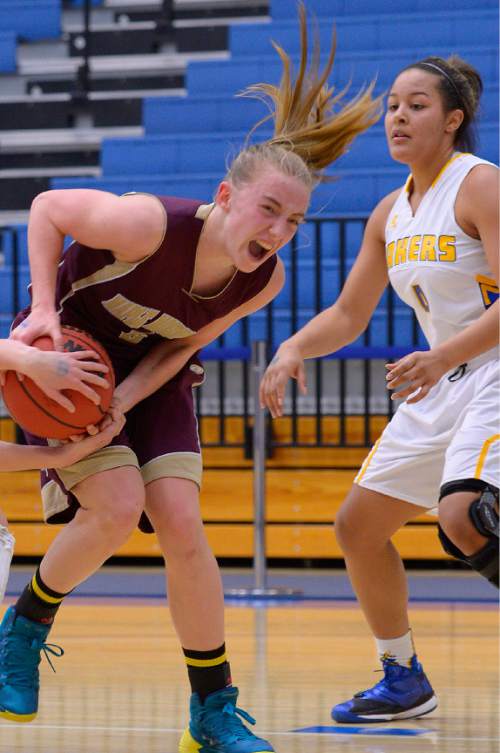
[48,195,276,373]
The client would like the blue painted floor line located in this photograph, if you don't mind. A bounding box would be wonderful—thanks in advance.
[291,725,434,736]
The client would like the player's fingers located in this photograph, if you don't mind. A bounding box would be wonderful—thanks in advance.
[267,379,284,419]
[76,369,110,388]
[386,366,419,389]
[85,424,99,436]
[297,363,307,395]
[51,323,65,352]
[391,381,423,400]
[406,384,430,404]
[75,359,110,375]
[70,350,102,362]
[70,381,101,405]
[44,388,76,413]
[69,433,84,442]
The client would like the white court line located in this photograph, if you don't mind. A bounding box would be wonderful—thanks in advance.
[0,723,499,743]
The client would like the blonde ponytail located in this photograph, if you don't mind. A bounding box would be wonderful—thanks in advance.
[227,3,383,188]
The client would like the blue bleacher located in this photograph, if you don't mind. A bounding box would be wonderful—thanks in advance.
[51,168,409,215]
[143,85,499,135]
[271,0,499,18]
[101,122,498,177]
[230,11,498,57]
[0,31,15,72]
[186,47,498,96]
[0,1,60,41]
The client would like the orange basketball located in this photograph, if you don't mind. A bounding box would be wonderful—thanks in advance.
[1,326,115,440]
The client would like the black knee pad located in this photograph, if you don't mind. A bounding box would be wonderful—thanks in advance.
[439,480,499,588]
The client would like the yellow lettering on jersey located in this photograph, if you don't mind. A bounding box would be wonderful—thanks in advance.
[102,294,159,329]
[386,241,395,268]
[143,313,195,339]
[395,237,409,265]
[408,235,421,262]
[419,235,437,261]
[438,235,456,261]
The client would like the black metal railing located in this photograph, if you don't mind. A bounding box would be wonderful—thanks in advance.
[0,217,424,449]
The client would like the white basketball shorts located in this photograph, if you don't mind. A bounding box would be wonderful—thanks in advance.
[355,358,500,511]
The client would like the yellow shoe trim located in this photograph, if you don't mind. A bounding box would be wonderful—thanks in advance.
[178,728,202,753]
[0,709,37,723]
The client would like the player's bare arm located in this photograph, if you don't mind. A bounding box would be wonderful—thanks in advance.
[260,193,394,417]
[0,339,110,410]
[11,190,166,349]
[114,261,285,413]
[0,412,124,473]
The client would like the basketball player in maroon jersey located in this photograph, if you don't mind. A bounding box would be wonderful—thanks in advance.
[0,8,382,750]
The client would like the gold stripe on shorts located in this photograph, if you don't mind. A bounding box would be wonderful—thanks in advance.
[56,445,140,491]
[354,438,382,484]
[141,452,203,488]
[474,433,500,478]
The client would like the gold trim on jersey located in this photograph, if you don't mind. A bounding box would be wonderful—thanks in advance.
[57,258,145,313]
[141,451,203,488]
[57,194,168,314]
[184,202,238,301]
[195,203,214,221]
[430,152,467,188]
[405,152,470,196]
[474,434,500,479]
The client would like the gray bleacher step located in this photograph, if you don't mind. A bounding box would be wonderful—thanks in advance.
[106,0,266,11]
[0,211,30,228]
[0,126,143,154]
[0,167,101,179]
[19,50,229,79]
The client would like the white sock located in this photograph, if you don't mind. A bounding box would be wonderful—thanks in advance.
[375,630,415,668]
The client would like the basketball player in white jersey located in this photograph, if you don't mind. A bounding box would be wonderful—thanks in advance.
[260,54,499,723]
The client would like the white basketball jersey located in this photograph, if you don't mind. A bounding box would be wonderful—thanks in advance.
[385,152,499,368]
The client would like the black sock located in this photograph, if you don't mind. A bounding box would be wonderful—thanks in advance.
[183,643,232,702]
[15,568,69,624]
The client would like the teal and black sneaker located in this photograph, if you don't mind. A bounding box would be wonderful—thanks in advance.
[331,655,437,723]
[179,686,274,753]
[0,607,63,723]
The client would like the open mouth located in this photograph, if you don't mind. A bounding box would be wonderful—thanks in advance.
[248,240,270,260]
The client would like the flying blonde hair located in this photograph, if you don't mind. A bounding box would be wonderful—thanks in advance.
[226,2,383,190]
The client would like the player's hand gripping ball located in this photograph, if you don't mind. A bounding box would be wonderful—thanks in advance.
[1,327,115,439]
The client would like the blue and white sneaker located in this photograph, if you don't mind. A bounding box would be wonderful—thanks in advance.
[0,607,63,723]
[332,655,437,723]
[179,686,274,753]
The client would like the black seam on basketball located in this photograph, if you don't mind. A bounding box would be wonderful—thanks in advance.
[13,374,103,430]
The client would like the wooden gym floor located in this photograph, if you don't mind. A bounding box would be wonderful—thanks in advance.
[0,569,498,753]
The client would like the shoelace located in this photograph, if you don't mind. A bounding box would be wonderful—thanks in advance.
[201,701,257,743]
[0,636,64,687]
[355,660,406,698]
